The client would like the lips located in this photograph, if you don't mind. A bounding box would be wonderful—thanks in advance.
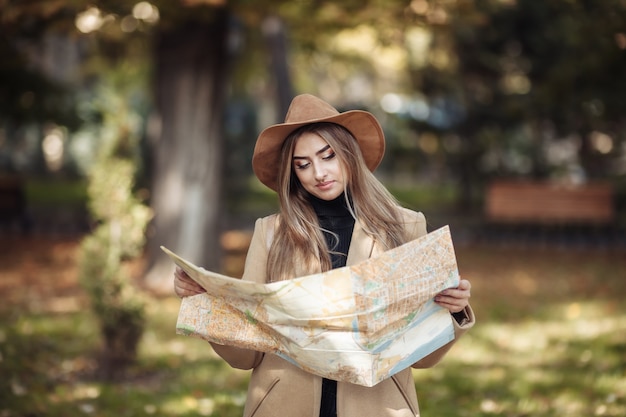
[317,181,334,190]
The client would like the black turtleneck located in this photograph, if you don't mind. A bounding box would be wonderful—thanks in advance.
[308,193,355,270]
[308,193,355,417]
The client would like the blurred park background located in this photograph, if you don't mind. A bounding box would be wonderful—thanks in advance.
[1,0,625,416]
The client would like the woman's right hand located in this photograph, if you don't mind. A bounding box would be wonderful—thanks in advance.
[174,267,206,298]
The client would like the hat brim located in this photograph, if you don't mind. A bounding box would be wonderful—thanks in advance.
[252,110,385,191]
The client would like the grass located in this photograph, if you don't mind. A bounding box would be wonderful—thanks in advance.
[421,246,626,417]
[0,298,248,417]
[24,178,88,206]
[1,237,625,417]
[388,183,458,212]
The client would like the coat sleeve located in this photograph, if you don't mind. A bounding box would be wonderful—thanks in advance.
[398,208,477,369]
[210,216,275,370]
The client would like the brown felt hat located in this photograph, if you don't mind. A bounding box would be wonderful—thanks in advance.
[252,94,385,191]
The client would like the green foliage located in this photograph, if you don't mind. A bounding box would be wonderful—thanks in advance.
[414,0,626,179]
[78,175,150,326]
[77,67,152,379]
[0,34,81,130]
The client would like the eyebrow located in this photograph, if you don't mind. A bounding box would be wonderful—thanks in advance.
[293,144,331,160]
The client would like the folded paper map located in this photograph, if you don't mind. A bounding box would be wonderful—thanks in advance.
[163,225,460,387]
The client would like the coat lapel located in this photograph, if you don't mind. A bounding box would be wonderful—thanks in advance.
[346,220,375,266]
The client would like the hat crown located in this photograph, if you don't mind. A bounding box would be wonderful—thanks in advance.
[284,94,339,124]
[253,94,385,191]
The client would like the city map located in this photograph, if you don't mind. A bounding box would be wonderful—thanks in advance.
[163,225,460,387]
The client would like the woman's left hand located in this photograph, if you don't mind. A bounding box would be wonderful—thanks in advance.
[435,279,471,313]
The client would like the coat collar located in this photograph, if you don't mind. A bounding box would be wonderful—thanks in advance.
[273,215,377,276]
[346,220,376,266]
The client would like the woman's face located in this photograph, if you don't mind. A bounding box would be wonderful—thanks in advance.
[292,132,346,201]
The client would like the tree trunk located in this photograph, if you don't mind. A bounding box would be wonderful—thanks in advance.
[144,13,231,294]
[262,15,294,120]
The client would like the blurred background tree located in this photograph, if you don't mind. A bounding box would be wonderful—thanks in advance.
[403,0,626,208]
[77,65,152,380]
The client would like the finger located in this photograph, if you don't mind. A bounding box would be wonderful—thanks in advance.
[439,288,471,300]
[445,279,471,297]
[174,282,205,298]
[436,294,463,305]
[173,268,205,297]
[174,267,192,281]
[174,270,201,289]
[435,298,465,313]
[176,279,204,293]
[458,279,471,291]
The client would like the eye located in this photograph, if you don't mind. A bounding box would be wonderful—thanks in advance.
[322,151,336,161]
[294,161,310,170]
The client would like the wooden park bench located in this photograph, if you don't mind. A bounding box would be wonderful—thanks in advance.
[485,180,615,225]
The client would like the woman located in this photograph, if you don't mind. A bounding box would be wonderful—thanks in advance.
[174,94,475,417]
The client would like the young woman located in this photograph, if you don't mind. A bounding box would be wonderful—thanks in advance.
[174,94,475,417]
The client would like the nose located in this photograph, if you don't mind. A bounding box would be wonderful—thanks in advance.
[313,162,327,181]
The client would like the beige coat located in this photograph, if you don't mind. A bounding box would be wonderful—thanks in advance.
[211,208,475,417]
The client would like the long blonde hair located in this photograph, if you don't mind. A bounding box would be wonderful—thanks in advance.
[266,122,409,282]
